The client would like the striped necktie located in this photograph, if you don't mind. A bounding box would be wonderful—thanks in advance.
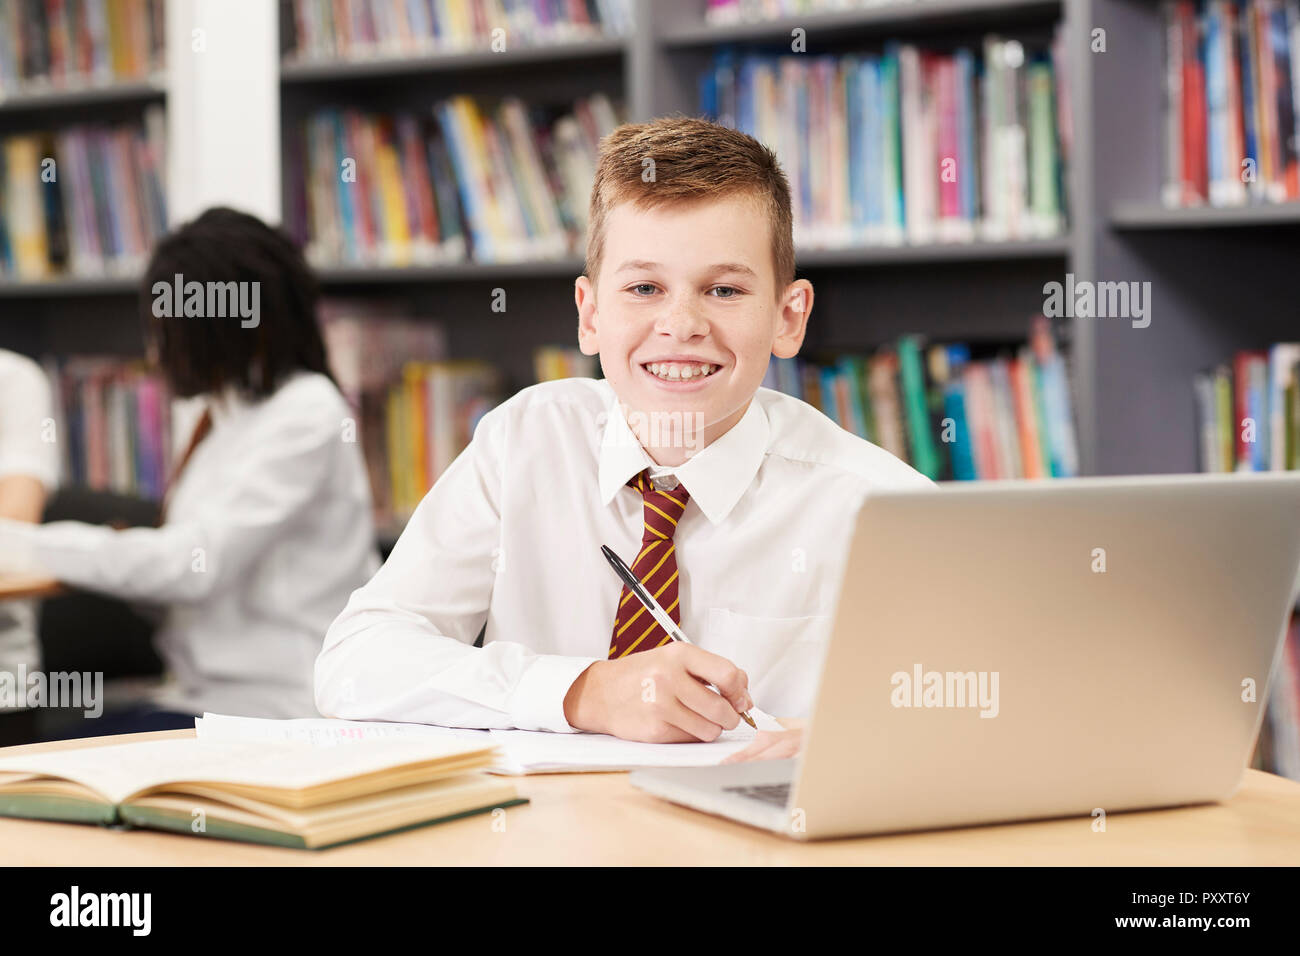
[609,470,690,658]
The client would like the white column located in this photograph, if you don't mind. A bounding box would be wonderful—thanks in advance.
[166,0,280,226]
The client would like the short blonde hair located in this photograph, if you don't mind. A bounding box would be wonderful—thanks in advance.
[585,115,794,298]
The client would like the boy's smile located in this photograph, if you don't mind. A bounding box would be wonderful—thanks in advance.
[576,193,813,466]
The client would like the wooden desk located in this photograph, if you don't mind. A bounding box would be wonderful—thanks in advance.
[0,574,61,601]
[2,729,1299,865]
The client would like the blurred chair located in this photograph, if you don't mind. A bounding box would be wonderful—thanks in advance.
[35,487,164,740]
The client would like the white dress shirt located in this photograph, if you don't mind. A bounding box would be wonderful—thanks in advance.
[317,377,933,731]
[1,372,380,718]
[0,351,60,709]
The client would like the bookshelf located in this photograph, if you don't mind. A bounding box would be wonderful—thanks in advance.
[6,0,1300,476]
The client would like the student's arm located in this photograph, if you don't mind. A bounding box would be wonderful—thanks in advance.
[0,475,47,524]
[0,354,57,527]
[315,405,599,734]
[0,397,338,602]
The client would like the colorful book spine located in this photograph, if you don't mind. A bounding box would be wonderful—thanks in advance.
[0,110,166,280]
[286,0,631,62]
[701,29,1069,249]
[1166,0,1300,206]
[759,318,1076,481]
[291,94,622,268]
[1198,342,1300,470]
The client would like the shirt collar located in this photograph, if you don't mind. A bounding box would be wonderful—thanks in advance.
[598,393,770,525]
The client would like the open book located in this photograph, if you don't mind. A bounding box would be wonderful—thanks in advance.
[195,709,787,774]
[0,736,524,849]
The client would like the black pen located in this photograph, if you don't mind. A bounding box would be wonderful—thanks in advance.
[601,544,757,729]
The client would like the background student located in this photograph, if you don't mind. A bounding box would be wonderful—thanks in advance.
[0,208,379,736]
[0,350,60,746]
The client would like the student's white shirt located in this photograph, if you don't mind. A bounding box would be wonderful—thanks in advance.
[0,372,380,719]
[317,377,934,731]
[0,351,60,710]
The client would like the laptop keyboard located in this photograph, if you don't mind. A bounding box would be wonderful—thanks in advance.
[723,783,791,807]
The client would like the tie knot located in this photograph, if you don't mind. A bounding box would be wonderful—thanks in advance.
[630,470,689,540]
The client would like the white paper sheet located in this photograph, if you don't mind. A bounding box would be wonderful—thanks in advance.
[195,710,786,775]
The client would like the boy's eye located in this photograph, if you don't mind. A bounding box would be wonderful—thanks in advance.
[710,286,741,299]
[630,283,658,296]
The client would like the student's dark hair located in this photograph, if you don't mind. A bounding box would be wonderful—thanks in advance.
[140,206,334,399]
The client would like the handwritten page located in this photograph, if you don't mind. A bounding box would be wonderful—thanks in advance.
[196,710,785,775]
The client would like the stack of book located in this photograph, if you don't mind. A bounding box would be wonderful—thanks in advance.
[285,0,632,61]
[1193,343,1300,471]
[534,345,598,381]
[0,0,164,95]
[381,360,502,523]
[42,357,172,501]
[1162,0,1300,208]
[763,316,1079,480]
[0,109,168,280]
[321,300,449,525]
[286,93,622,268]
[700,30,1069,247]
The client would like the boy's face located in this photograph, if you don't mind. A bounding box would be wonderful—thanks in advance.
[575,193,812,464]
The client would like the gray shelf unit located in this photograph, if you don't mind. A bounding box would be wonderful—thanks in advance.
[12,0,1290,477]
[1086,0,1300,475]
[0,77,164,114]
[276,0,1086,440]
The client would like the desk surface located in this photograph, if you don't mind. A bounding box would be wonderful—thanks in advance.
[2,729,1299,865]
[0,574,61,601]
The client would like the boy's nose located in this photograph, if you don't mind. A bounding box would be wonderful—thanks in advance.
[655,304,709,340]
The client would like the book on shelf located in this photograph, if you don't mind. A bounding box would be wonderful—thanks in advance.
[0,107,167,281]
[1194,342,1300,471]
[762,315,1079,480]
[284,0,632,63]
[0,0,164,96]
[699,28,1070,248]
[41,356,172,502]
[321,301,453,525]
[383,360,501,522]
[286,92,622,268]
[1163,0,1300,208]
[0,734,523,850]
[534,344,598,381]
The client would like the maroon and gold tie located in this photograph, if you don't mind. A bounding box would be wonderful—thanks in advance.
[608,470,690,658]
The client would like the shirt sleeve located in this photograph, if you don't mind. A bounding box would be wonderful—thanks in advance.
[0,396,339,603]
[315,403,599,734]
[0,355,59,489]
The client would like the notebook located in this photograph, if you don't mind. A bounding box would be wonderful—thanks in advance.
[195,710,787,774]
[0,736,525,849]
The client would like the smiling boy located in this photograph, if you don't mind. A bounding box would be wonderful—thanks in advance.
[316,117,931,754]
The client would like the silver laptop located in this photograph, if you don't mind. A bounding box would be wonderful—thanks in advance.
[630,473,1300,840]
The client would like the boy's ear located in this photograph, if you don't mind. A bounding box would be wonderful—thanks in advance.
[772,279,814,360]
[575,274,599,356]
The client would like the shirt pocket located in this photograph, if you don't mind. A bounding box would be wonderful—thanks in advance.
[705,608,832,719]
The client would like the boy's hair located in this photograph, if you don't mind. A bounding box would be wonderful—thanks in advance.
[585,115,794,298]
[141,206,334,399]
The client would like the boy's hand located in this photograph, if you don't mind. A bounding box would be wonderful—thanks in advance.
[720,728,804,763]
[563,642,753,742]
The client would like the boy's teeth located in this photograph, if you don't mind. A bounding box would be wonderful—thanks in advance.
[648,362,715,381]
